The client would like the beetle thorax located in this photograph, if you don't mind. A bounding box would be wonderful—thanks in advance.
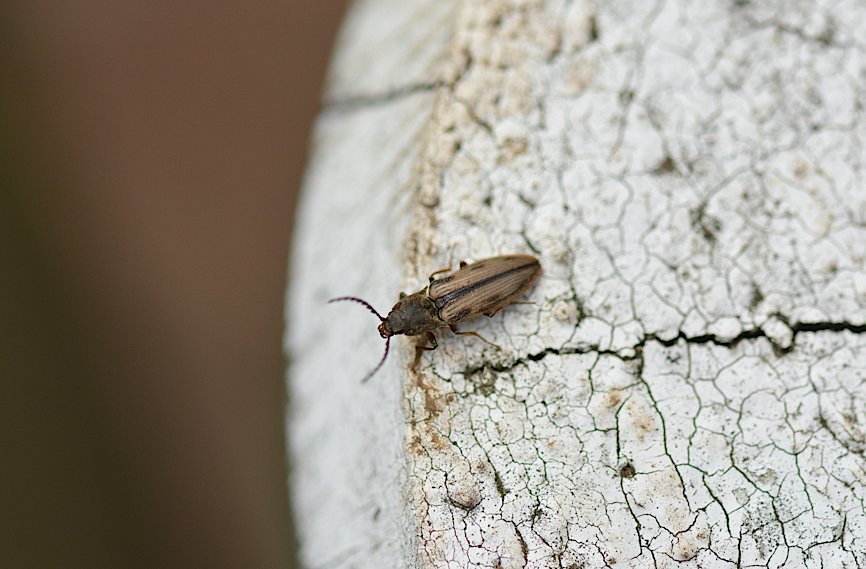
[379,291,443,337]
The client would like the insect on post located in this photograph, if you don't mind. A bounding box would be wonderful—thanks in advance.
[329,254,541,382]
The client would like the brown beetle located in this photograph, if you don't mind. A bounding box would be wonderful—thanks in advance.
[330,254,541,382]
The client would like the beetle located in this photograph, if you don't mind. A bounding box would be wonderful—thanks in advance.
[329,254,541,382]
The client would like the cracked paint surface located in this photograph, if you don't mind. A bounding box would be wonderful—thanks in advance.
[400,0,866,567]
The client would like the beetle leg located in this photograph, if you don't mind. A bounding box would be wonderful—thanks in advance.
[428,267,452,283]
[428,255,467,283]
[416,331,438,351]
[449,325,501,349]
[413,332,438,365]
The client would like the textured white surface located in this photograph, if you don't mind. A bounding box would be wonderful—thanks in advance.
[288,0,866,567]
[286,0,457,566]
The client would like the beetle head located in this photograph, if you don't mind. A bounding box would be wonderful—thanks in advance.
[377,321,391,338]
[378,292,441,337]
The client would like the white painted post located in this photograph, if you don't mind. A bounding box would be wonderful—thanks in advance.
[287,1,866,567]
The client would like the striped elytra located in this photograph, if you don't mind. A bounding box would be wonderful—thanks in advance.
[429,254,541,323]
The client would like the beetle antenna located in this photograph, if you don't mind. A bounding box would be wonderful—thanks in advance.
[328,296,385,321]
[361,335,390,383]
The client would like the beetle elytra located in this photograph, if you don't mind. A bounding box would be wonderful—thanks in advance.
[329,254,541,382]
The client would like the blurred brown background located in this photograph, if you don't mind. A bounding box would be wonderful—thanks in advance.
[1,1,347,567]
